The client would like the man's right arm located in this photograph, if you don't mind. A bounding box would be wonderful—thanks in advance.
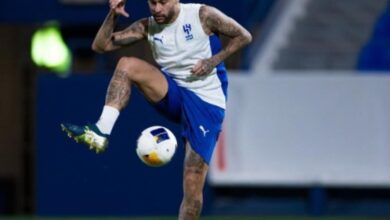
[92,10,148,53]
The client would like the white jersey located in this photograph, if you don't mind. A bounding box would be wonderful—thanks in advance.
[147,3,228,109]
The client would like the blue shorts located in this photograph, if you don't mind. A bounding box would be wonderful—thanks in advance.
[154,72,225,164]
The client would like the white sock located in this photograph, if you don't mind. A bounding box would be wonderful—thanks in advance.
[96,106,120,135]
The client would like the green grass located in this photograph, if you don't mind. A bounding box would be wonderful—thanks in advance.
[1,217,390,220]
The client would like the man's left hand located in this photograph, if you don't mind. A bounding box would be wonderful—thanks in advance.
[191,58,216,76]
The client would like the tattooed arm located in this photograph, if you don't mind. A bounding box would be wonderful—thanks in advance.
[91,10,148,53]
[191,5,252,75]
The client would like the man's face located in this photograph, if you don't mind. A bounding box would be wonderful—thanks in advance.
[148,0,179,24]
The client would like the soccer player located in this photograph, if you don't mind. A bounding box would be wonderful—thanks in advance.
[61,0,252,218]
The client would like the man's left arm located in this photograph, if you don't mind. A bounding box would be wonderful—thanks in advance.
[191,5,252,76]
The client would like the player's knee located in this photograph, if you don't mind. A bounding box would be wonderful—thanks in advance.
[116,56,143,80]
[117,56,140,72]
[183,173,204,198]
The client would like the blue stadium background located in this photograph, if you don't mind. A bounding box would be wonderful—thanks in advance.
[1,0,390,218]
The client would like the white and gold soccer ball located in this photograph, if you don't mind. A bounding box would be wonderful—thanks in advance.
[136,126,177,167]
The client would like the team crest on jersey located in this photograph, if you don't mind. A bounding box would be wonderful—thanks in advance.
[183,24,194,41]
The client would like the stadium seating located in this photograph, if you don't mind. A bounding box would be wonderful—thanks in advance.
[254,0,388,70]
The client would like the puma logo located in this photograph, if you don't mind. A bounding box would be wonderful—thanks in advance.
[153,36,164,44]
[199,125,210,137]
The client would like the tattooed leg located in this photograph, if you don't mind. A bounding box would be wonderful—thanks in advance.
[106,69,130,110]
[105,56,169,110]
[179,142,209,220]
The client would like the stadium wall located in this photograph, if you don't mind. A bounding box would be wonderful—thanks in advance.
[211,72,390,187]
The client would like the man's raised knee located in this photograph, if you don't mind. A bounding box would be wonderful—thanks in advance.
[116,56,141,70]
[184,173,204,197]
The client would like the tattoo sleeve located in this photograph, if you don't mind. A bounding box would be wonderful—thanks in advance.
[92,10,118,53]
[92,11,147,53]
[111,20,146,46]
[200,6,252,66]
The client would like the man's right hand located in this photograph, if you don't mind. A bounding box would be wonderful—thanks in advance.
[109,0,129,17]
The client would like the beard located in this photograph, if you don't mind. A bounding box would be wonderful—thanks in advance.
[152,7,177,24]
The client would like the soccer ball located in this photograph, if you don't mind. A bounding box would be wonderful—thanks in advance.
[136,126,177,167]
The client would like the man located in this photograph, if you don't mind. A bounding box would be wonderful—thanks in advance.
[61,0,251,218]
